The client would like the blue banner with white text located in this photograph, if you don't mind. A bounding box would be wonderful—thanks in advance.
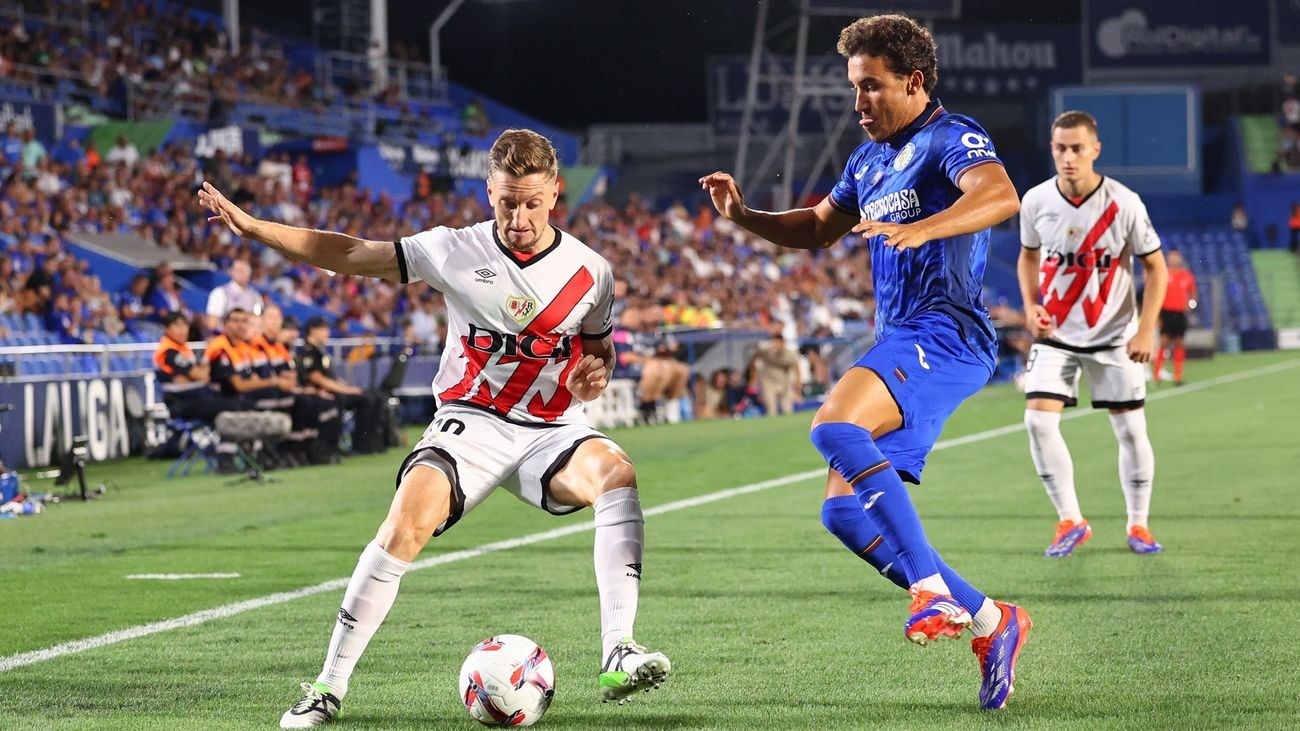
[1085,0,1270,68]
[707,24,1078,136]
[0,374,152,470]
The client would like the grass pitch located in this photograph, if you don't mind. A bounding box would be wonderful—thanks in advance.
[2,351,1298,730]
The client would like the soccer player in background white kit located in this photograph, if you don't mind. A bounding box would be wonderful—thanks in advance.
[1017,111,1169,558]
[199,129,670,728]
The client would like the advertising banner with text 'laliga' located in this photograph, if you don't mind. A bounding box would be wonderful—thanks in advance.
[1085,0,1271,69]
[0,374,152,470]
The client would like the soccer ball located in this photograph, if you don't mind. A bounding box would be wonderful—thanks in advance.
[458,634,555,727]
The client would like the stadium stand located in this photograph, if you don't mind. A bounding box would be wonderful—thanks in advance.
[1,0,1297,464]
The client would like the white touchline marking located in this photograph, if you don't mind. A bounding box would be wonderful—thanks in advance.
[125,573,242,580]
[2,358,1295,673]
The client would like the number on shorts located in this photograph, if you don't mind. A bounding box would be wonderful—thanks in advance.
[1025,348,1039,372]
[435,418,466,435]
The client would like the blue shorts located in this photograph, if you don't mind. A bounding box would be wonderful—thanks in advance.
[855,311,994,484]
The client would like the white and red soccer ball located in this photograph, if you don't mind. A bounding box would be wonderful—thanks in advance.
[458,634,555,727]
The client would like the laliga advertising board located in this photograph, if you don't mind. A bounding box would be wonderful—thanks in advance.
[0,374,153,469]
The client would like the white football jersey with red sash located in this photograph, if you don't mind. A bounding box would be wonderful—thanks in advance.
[1020,176,1162,349]
[397,221,614,426]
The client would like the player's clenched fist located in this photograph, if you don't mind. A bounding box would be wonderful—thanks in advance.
[1125,330,1154,363]
[565,354,608,402]
[1025,304,1055,338]
[698,172,747,221]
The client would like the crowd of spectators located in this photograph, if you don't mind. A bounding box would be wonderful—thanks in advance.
[0,123,886,421]
[1,124,880,357]
[0,0,440,124]
[0,0,492,142]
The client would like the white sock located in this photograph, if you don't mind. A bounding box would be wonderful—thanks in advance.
[663,398,682,424]
[910,573,951,596]
[970,598,1002,637]
[1109,410,1155,531]
[593,487,643,659]
[1024,410,1083,523]
[316,541,411,698]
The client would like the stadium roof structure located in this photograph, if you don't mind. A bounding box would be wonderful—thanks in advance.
[65,233,215,273]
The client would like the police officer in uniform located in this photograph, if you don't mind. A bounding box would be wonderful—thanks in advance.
[298,317,388,454]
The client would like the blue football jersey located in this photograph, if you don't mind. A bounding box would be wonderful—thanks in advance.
[829,99,1002,369]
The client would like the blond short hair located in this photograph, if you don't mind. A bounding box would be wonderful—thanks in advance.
[488,128,559,180]
[1052,110,1099,136]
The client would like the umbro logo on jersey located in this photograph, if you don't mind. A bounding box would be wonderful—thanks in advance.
[474,268,496,284]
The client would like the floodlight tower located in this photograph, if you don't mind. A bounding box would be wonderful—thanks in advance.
[734,1,959,210]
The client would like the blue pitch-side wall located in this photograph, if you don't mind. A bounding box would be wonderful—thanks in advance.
[1051,85,1200,196]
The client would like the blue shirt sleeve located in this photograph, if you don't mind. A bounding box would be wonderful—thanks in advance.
[828,147,864,216]
[932,116,1003,188]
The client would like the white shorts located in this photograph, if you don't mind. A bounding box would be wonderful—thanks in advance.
[1023,341,1146,409]
[395,404,610,536]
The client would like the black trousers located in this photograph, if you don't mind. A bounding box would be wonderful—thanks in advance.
[336,390,388,454]
[164,392,244,422]
[293,393,342,459]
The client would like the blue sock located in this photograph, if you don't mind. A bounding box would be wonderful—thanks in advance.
[933,551,986,615]
[820,496,908,589]
[822,495,985,610]
[810,422,938,584]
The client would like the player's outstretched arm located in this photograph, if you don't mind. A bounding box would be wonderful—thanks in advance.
[699,172,857,250]
[198,181,401,281]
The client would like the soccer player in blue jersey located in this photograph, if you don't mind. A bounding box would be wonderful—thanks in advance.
[701,14,1030,710]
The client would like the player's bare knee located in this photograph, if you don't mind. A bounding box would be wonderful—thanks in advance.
[586,442,637,494]
[377,465,452,558]
[375,514,434,559]
[597,459,637,494]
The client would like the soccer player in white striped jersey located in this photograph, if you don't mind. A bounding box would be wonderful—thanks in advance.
[200,129,669,728]
[1017,110,1169,557]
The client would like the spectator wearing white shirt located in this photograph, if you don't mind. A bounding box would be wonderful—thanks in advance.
[206,259,263,333]
[408,296,442,353]
[105,135,139,168]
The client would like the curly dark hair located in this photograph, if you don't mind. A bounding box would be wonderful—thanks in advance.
[836,14,938,95]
